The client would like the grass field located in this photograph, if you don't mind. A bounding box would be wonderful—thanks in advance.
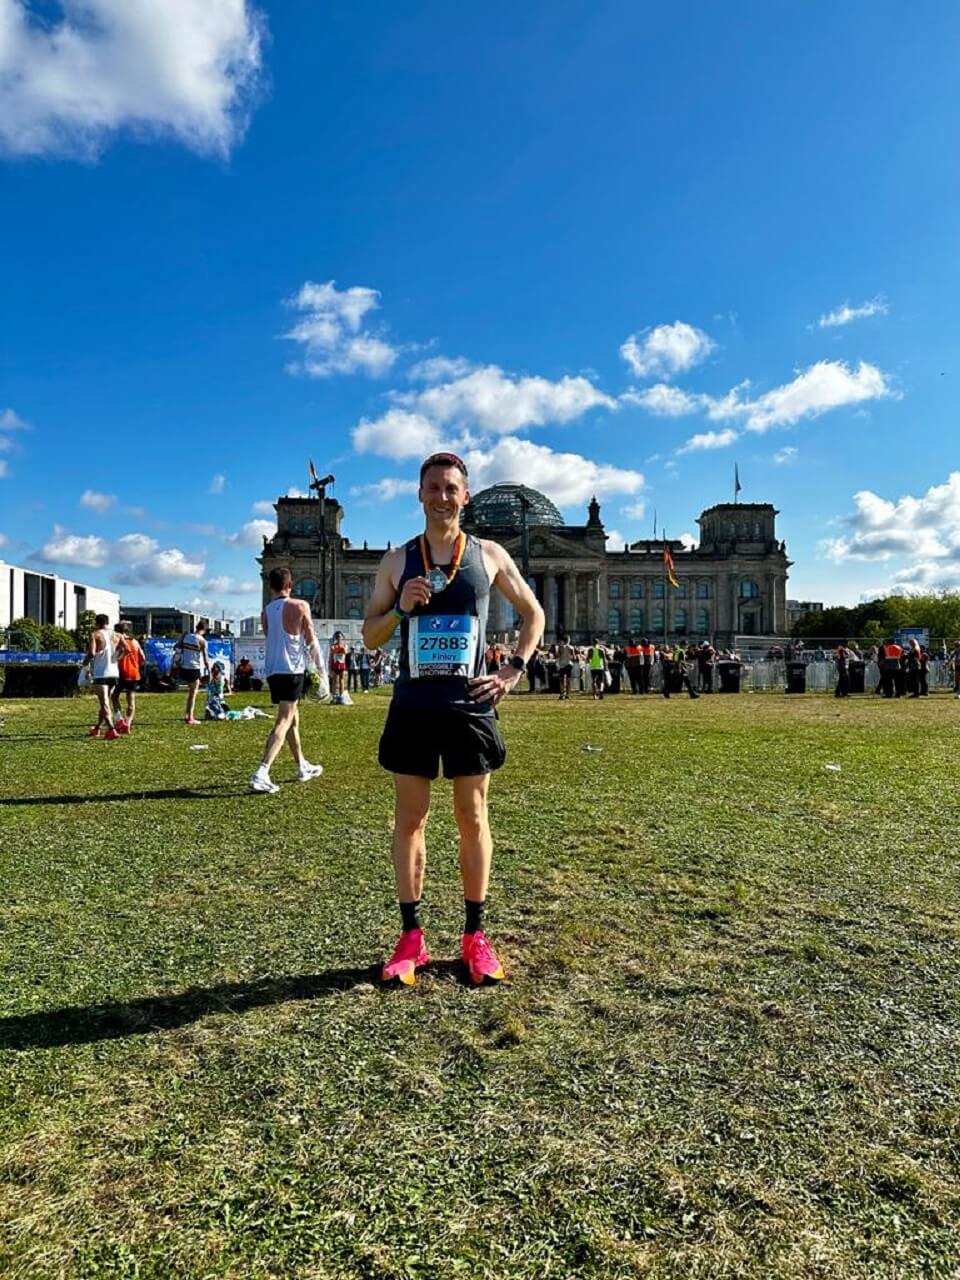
[1,687,959,1279]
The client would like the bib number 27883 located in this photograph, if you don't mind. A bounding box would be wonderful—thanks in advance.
[409,615,479,678]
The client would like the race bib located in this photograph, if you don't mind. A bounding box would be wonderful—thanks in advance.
[409,614,479,679]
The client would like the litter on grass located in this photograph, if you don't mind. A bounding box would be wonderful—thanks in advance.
[582,743,603,753]
[189,744,209,751]
[824,763,842,771]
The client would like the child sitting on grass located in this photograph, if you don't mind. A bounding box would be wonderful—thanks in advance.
[204,663,231,720]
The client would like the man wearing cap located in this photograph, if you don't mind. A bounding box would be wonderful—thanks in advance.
[363,452,544,986]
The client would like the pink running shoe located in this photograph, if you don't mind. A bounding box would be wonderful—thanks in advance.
[103,727,120,741]
[381,928,430,986]
[88,725,101,738]
[184,716,200,726]
[461,931,505,985]
[115,718,130,735]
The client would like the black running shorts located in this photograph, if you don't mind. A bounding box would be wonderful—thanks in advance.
[116,678,140,692]
[178,668,203,684]
[93,676,117,688]
[267,672,305,704]
[378,702,506,780]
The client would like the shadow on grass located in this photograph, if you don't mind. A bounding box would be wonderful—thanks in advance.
[0,787,249,807]
[0,961,469,1050]
[0,967,381,1049]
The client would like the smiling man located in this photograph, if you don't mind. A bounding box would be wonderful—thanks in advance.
[363,451,544,986]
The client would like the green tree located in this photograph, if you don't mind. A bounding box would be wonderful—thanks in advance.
[4,616,41,649]
[74,610,97,650]
[39,624,78,652]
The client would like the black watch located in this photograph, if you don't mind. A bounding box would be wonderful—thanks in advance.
[509,654,526,672]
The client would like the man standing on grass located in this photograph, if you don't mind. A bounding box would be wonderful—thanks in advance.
[363,451,544,986]
[250,567,325,795]
[173,620,210,725]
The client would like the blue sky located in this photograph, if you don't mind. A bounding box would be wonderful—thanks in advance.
[2,0,960,619]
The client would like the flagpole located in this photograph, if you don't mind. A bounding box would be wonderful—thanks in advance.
[662,529,668,649]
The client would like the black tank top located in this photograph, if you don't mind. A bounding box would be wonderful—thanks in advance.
[393,533,491,710]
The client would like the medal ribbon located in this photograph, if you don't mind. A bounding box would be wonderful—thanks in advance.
[419,530,466,586]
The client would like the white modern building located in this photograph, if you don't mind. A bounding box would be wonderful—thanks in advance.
[1,560,119,633]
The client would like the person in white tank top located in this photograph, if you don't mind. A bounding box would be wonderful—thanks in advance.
[82,612,120,740]
[250,566,326,794]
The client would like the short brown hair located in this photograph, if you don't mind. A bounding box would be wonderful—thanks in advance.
[95,613,109,628]
[419,452,468,483]
[269,566,293,591]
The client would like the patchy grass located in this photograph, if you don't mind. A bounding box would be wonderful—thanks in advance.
[1,688,959,1278]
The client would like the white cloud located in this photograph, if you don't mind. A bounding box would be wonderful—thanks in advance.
[817,296,889,329]
[639,361,895,449]
[677,428,740,453]
[0,460,8,479]
[464,437,644,507]
[349,478,421,501]
[621,384,701,417]
[605,529,629,551]
[353,409,442,461]
[225,518,275,548]
[40,524,203,582]
[0,532,7,547]
[394,364,615,435]
[735,361,895,434]
[407,355,475,382]
[0,0,264,159]
[621,500,647,521]
[773,446,798,464]
[0,408,28,430]
[678,531,696,549]
[283,280,398,378]
[204,575,259,594]
[620,322,716,380]
[822,472,960,567]
[209,473,226,495]
[251,499,275,515]
[80,489,116,514]
[286,487,309,498]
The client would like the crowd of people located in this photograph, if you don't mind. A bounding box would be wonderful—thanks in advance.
[493,637,743,700]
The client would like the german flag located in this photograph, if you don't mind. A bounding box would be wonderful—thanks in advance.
[664,545,680,589]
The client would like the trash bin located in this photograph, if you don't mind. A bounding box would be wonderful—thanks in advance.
[717,660,741,693]
[848,659,865,694]
[786,661,807,694]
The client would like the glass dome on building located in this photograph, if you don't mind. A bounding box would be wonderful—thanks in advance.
[465,483,565,529]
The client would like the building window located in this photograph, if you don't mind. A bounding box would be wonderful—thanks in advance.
[609,579,621,600]
[674,607,687,634]
[346,606,361,619]
[674,580,687,598]
[697,581,711,599]
[696,607,710,635]
[607,607,621,633]
[294,577,317,602]
[347,579,361,598]
[629,608,644,633]
[740,579,761,599]
[652,606,664,632]
[654,581,664,599]
[630,579,643,599]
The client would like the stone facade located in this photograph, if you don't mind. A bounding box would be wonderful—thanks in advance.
[257,486,791,647]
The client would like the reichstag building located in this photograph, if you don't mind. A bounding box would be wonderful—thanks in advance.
[257,484,790,646]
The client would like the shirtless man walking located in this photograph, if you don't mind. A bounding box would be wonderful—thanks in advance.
[363,451,544,986]
[249,567,325,794]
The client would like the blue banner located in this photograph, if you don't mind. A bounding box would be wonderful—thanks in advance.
[144,637,235,676]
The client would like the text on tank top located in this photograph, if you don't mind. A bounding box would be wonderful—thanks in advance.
[394,533,490,709]
[264,597,307,676]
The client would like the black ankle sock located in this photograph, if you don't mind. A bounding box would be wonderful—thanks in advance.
[464,898,486,935]
[400,900,422,932]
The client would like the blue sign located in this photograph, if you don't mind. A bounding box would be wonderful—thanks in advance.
[0,650,84,665]
[144,637,235,675]
[895,627,929,648]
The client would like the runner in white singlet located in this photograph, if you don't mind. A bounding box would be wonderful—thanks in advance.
[83,613,120,740]
[249,566,325,794]
[173,622,210,725]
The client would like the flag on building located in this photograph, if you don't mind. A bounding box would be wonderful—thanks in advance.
[308,458,320,487]
[663,545,679,589]
[734,464,742,500]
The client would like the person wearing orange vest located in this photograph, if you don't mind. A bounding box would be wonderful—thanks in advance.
[623,638,643,694]
[639,637,656,694]
[879,638,903,698]
[111,621,144,734]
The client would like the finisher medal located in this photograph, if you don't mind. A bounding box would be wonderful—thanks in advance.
[420,531,466,596]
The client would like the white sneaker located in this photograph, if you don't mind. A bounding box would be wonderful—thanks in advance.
[297,762,324,782]
[250,769,279,794]
[340,692,353,706]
